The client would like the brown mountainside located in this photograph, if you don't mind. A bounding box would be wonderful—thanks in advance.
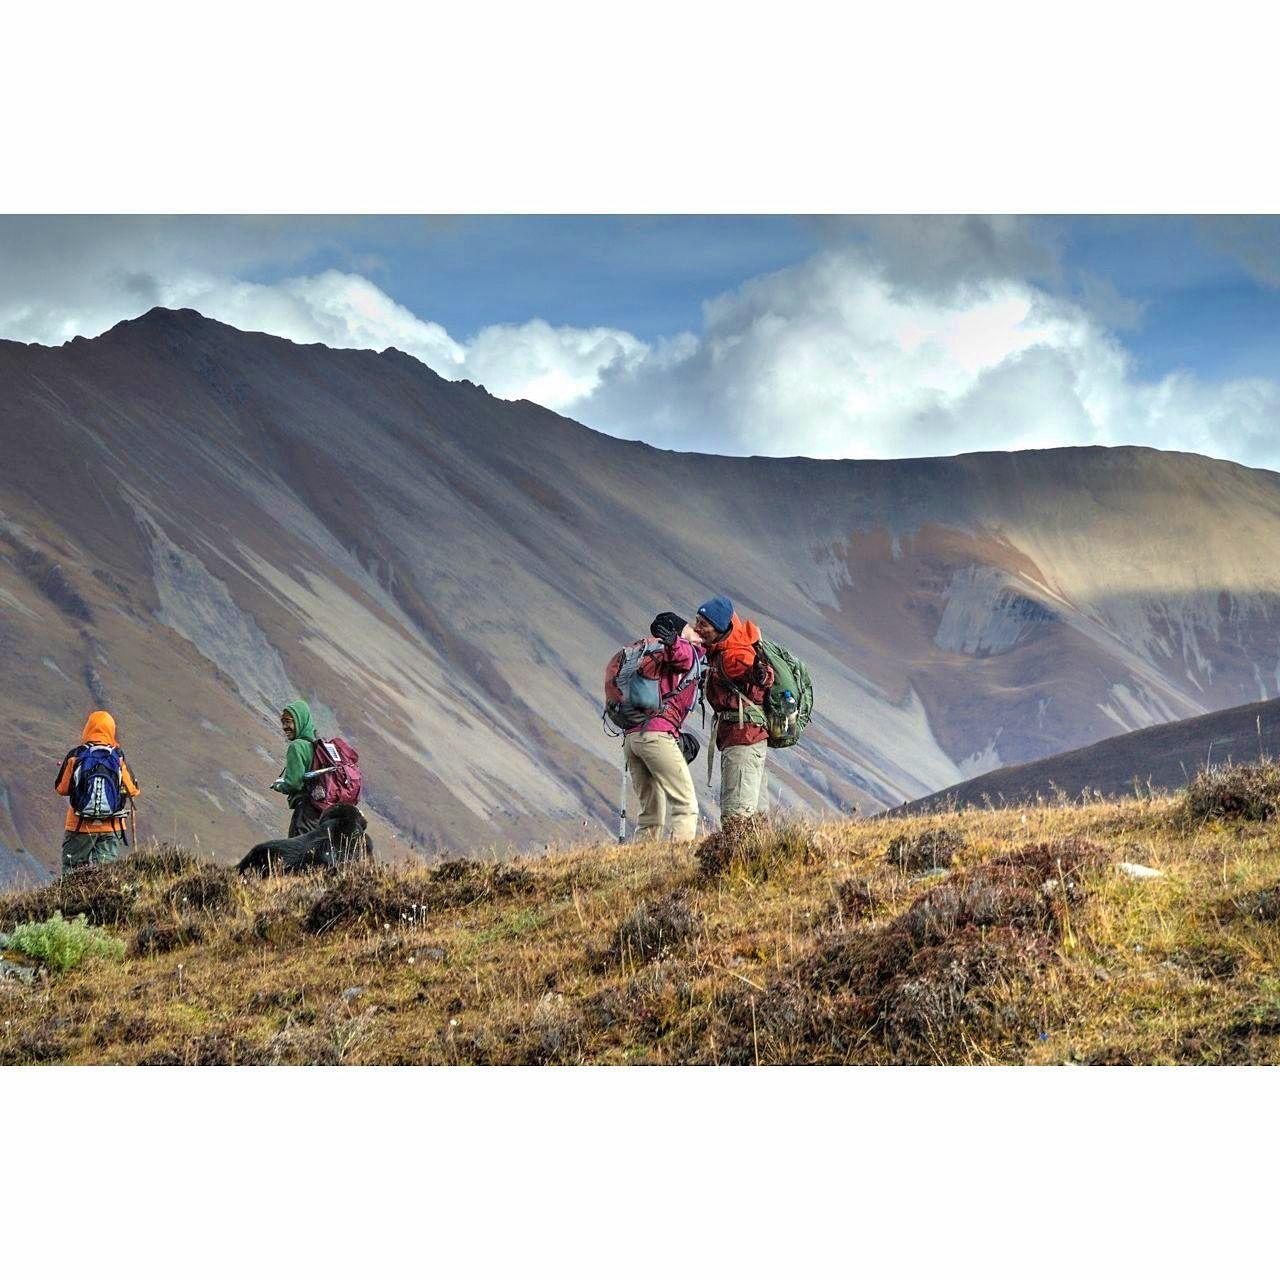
[5,308,1280,881]
[896,695,1280,813]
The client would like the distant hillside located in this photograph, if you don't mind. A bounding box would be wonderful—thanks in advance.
[896,696,1280,813]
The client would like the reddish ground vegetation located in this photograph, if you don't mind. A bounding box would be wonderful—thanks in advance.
[598,893,700,969]
[164,868,241,916]
[0,861,141,929]
[831,877,880,924]
[695,816,823,880]
[1177,759,1280,825]
[716,836,1108,1063]
[884,825,966,873]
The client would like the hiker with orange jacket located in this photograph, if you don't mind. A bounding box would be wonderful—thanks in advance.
[54,711,140,874]
[693,595,774,822]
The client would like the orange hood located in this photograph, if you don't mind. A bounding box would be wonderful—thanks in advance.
[710,613,761,651]
[81,710,118,746]
[710,613,762,678]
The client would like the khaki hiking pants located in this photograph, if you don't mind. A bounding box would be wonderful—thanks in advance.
[624,731,698,841]
[719,741,768,820]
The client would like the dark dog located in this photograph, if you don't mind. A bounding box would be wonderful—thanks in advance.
[237,803,374,876]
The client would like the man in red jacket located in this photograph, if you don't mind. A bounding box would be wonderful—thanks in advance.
[693,595,774,822]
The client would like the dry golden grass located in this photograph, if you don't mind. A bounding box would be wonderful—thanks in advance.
[5,791,1280,1065]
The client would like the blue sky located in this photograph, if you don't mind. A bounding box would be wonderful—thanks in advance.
[252,215,824,339]
[246,214,1280,373]
[2,214,1279,466]
[1045,216,1280,381]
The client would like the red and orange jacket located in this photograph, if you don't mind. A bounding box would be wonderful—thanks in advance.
[704,614,774,749]
[54,711,140,834]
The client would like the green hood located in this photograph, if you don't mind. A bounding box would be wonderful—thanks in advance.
[278,699,318,801]
[284,699,316,742]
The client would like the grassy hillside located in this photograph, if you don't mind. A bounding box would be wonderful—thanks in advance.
[5,770,1280,1065]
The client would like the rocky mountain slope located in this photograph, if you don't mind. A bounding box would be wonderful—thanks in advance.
[5,307,1280,881]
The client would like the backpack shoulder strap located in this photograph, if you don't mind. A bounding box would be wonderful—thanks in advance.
[54,747,77,789]
[655,647,706,722]
[712,647,759,703]
[708,651,768,728]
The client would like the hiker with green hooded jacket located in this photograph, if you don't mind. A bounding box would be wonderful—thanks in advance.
[271,699,323,836]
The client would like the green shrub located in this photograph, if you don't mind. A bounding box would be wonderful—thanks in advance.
[8,910,125,972]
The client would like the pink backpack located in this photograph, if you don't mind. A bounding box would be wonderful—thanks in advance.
[308,737,363,808]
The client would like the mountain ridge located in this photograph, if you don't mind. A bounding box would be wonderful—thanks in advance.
[895,694,1280,814]
[26,304,1274,476]
[6,308,1280,882]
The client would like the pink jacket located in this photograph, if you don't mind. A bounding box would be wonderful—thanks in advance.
[625,637,704,736]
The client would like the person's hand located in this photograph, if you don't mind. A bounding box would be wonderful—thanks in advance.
[650,611,686,646]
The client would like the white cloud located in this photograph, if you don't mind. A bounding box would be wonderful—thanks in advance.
[579,246,1280,466]
[0,225,648,416]
[822,214,1064,294]
[0,215,345,345]
[460,318,649,406]
[1197,216,1280,288]
[2,217,1279,470]
[161,269,469,375]
[165,272,647,413]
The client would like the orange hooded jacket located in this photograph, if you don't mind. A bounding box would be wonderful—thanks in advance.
[709,614,763,682]
[705,614,774,749]
[54,711,140,834]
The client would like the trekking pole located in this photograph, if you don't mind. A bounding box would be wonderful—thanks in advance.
[129,798,138,850]
[618,755,628,843]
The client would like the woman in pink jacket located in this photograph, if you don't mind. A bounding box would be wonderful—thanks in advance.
[622,611,704,840]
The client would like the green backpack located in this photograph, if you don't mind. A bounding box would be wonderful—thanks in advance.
[758,639,813,748]
[717,639,814,749]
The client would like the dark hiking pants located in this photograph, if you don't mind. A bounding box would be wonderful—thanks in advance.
[61,831,124,875]
[288,800,323,838]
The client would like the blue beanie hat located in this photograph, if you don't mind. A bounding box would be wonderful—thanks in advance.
[696,595,734,634]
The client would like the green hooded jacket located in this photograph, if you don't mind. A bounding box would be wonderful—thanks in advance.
[279,698,318,805]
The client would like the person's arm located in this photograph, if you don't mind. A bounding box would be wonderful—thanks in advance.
[120,757,140,798]
[280,738,313,795]
[638,636,695,680]
[720,643,773,699]
[719,642,755,681]
[54,754,74,795]
[667,637,696,674]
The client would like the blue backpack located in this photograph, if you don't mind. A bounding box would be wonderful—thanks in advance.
[66,743,126,828]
